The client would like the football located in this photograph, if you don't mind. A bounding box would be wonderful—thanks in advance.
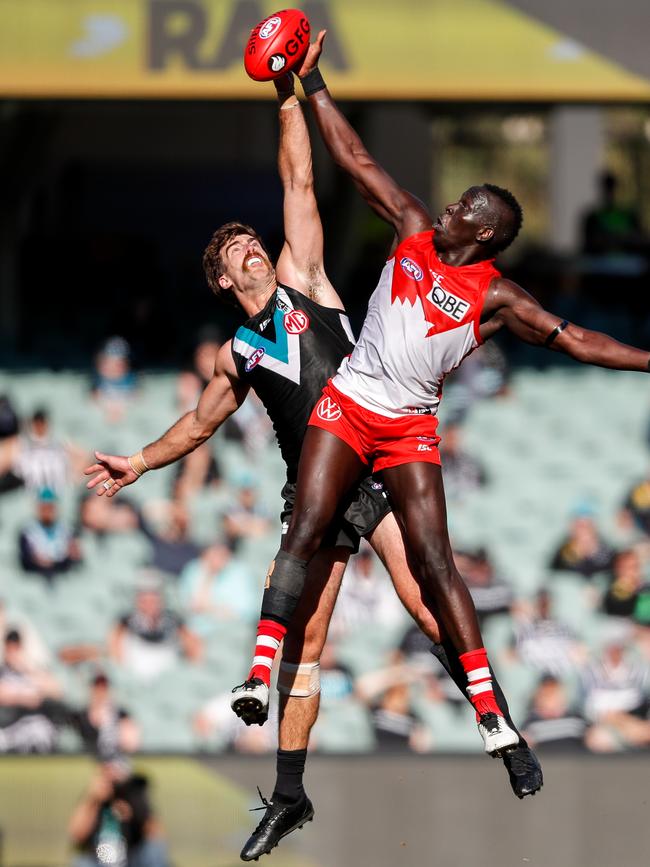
[244,9,311,82]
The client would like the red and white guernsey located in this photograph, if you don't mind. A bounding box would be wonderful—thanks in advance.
[333,230,500,418]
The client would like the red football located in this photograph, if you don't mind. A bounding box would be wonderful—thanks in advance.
[244,9,310,82]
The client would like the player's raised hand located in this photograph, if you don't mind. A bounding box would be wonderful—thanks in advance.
[295,30,327,79]
[84,451,139,497]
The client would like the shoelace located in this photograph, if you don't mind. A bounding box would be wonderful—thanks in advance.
[250,786,272,812]
[480,712,501,731]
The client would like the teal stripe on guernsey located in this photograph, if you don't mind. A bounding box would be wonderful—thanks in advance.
[235,301,288,363]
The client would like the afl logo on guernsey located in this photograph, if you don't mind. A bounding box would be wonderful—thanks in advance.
[283,310,310,335]
[245,347,265,372]
[400,257,423,281]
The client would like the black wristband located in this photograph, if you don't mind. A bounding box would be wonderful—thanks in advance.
[300,67,326,97]
[544,319,569,347]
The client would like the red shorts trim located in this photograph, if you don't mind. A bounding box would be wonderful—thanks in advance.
[308,381,441,472]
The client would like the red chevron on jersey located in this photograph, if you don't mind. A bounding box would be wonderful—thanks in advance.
[332,230,501,418]
[392,233,497,338]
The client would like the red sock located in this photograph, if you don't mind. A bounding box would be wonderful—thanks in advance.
[249,619,287,686]
[459,648,501,720]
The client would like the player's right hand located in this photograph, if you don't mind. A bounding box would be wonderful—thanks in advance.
[84,451,138,498]
[295,30,327,79]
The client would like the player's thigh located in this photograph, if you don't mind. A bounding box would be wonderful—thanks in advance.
[282,545,350,662]
[367,512,442,643]
[382,461,452,554]
[288,427,365,537]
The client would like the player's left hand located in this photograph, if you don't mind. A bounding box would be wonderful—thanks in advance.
[295,30,327,79]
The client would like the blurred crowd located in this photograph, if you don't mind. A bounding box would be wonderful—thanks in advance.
[1,328,650,774]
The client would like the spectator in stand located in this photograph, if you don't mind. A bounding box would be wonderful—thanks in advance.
[19,487,82,584]
[174,330,224,503]
[0,629,68,753]
[69,763,170,867]
[602,548,650,620]
[73,673,140,761]
[522,676,587,752]
[455,546,512,625]
[582,170,646,257]
[581,626,650,752]
[91,336,138,424]
[109,577,202,680]
[138,500,201,577]
[13,408,71,495]
[0,600,52,670]
[439,423,487,501]
[178,543,258,634]
[511,590,586,677]
[441,341,510,424]
[549,504,616,579]
[328,543,404,642]
[77,492,139,542]
[221,476,271,551]
[0,395,22,494]
[355,649,436,753]
[620,473,650,539]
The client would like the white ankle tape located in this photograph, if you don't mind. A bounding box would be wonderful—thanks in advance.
[277,660,321,697]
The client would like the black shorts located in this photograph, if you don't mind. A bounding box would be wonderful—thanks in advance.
[280,474,391,554]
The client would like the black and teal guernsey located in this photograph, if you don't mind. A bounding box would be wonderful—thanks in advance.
[232,284,355,481]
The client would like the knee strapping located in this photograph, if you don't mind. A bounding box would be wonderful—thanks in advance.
[277,660,321,697]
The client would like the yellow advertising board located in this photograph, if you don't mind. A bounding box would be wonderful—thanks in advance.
[1,0,650,100]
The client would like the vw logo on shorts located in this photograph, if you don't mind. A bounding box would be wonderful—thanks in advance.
[400,257,423,281]
[284,310,310,335]
[317,397,342,422]
[245,347,265,372]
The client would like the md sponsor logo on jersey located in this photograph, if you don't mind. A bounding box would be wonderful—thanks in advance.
[428,272,471,323]
[316,396,342,422]
[400,257,424,281]
[244,347,265,372]
[259,16,281,39]
[283,310,310,335]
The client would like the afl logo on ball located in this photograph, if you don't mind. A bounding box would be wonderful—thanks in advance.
[259,16,282,39]
[400,257,423,281]
[316,397,342,422]
[245,347,265,372]
[284,310,310,335]
[268,54,286,73]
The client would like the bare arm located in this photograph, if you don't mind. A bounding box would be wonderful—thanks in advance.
[297,34,431,242]
[482,278,650,371]
[84,342,249,496]
[273,74,342,308]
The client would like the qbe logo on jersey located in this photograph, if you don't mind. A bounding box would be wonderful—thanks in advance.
[428,272,470,323]
[284,310,310,335]
[316,397,342,422]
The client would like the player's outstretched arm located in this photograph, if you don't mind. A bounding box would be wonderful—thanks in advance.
[273,73,342,307]
[483,278,650,372]
[84,342,249,497]
[296,32,430,242]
